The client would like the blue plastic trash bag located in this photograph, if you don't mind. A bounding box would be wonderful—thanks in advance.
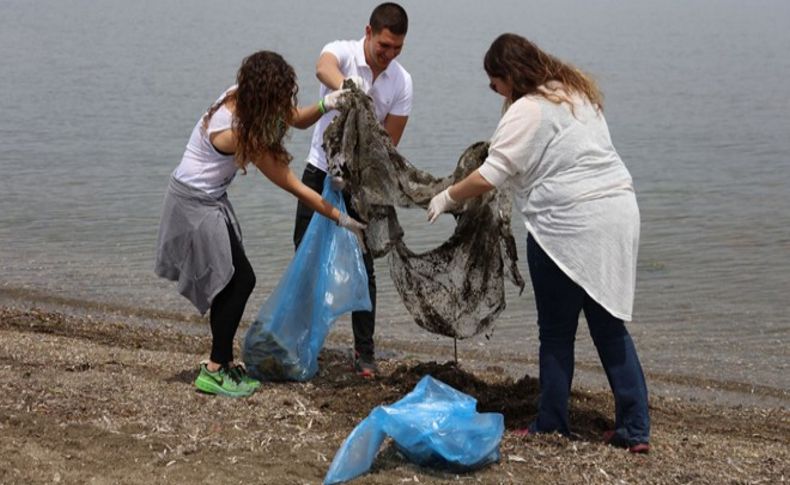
[324,375,504,484]
[242,177,371,381]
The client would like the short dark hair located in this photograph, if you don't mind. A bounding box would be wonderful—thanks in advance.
[369,2,408,35]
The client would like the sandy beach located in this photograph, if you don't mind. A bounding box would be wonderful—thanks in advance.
[1,301,787,485]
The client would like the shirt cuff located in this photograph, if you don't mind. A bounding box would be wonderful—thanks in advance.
[477,157,511,187]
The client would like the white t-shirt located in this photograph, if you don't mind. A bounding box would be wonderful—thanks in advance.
[478,91,640,321]
[306,38,413,171]
[173,87,238,198]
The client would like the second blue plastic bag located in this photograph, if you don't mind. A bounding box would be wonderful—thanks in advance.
[324,375,504,484]
[242,178,371,381]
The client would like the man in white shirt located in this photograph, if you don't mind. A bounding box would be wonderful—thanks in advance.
[293,2,412,378]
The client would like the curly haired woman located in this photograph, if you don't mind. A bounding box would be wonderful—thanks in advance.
[428,33,650,452]
[155,51,364,397]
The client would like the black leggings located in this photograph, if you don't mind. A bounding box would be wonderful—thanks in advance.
[209,225,256,365]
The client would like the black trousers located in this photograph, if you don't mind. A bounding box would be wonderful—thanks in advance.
[209,225,256,365]
[293,164,377,358]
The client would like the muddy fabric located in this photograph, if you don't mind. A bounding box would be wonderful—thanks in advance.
[323,84,525,339]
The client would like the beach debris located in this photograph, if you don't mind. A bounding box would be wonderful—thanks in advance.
[1,307,788,483]
[324,83,524,340]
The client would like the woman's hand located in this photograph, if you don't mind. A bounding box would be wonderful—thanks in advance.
[427,170,497,223]
[427,188,460,223]
[337,213,367,252]
[322,88,350,111]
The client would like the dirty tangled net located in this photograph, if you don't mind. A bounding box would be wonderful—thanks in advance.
[323,83,525,339]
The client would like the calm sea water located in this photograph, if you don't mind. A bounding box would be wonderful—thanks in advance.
[1,0,788,398]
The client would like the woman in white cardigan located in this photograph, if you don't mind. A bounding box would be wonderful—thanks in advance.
[428,33,650,453]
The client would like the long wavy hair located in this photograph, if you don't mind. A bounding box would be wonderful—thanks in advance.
[484,33,604,111]
[203,51,297,171]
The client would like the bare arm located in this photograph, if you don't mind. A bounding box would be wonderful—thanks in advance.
[290,104,324,130]
[448,169,496,201]
[289,51,349,130]
[383,114,408,146]
[210,106,339,222]
[253,153,340,223]
[316,52,344,91]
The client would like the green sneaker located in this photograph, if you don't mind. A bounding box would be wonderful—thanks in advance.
[228,364,262,390]
[194,363,256,398]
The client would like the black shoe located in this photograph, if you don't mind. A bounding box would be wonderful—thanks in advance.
[604,430,650,454]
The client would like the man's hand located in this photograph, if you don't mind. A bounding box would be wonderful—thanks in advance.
[345,75,370,94]
[322,88,350,111]
[427,188,460,223]
[337,212,367,252]
[330,176,346,191]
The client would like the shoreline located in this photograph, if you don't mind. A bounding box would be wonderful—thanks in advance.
[2,286,787,409]
[1,301,789,484]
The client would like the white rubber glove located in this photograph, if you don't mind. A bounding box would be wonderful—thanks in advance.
[345,75,369,94]
[427,188,460,223]
[322,88,349,112]
[330,176,346,191]
[337,212,368,253]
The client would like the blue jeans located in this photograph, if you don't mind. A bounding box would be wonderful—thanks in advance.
[527,235,650,445]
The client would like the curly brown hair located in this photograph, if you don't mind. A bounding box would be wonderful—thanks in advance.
[203,51,297,171]
[484,33,604,111]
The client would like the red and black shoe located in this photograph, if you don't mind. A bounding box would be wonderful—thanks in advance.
[353,352,378,378]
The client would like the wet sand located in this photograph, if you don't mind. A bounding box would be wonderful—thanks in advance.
[1,301,788,484]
